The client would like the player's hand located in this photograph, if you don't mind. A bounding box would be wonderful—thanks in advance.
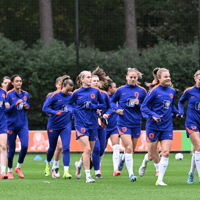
[103,114,108,119]
[5,102,10,109]
[134,97,139,105]
[152,116,162,123]
[55,111,62,115]
[23,103,28,109]
[15,99,23,107]
[116,109,124,115]
[176,113,183,118]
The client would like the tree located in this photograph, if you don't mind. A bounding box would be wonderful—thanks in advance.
[125,0,137,50]
[39,0,54,44]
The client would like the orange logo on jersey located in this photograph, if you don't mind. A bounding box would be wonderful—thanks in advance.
[149,133,154,139]
[2,93,5,98]
[169,93,173,99]
[7,130,12,134]
[23,96,27,101]
[134,92,139,98]
[49,129,53,133]
[91,93,95,99]
[191,126,197,130]
[81,128,86,133]
[122,127,127,132]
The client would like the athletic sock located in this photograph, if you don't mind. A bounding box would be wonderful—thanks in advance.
[195,151,200,176]
[78,158,83,168]
[8,168,12,172]
[190,153,196,174]
[95,170,100,175]
[64,166,69,171]
[85,170,91,179]
[113,144,120,170]
[16,163,21,169]
[125,153,133,177]
[143,153,151,166]
[158,157,169,181]
[52,161,59,170]
[1,166,6,173]
[47,161,51,165]
[154,162,159,171]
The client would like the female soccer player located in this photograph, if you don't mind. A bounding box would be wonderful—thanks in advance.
[104,77,122,176]
[178,70,200,184]
[6,74,30,179]
[70,71,106,183]
[0,76,11,179]
[111,68,147,182]
[139,68,180,186]
[43,75,74,179]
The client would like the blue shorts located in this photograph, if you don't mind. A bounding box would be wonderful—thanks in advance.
[117,126,141,138]
[146,128,173,142]
[106,127,119,140]
[75,126,98,141]
[186,124,200,138]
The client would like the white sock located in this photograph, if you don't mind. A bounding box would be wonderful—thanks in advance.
[143,153,151,166]
[8,168,12,172]
[113,144,120,170]
[125,153,133,177]
[64,166,69,171]
[154,162,159,171]
[95,170,100,175]
[158,157,169,181]
[85,170,91,179]
[190,153,196,174]
[52,161,59,170]
[195,151,200,176]
[16,163,21,169]
[1,166,6,173]
[78,158,83,168]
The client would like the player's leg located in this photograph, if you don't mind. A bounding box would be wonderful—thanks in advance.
[92,139,101,178]
[98,129,106,174]
[188,148,196,184]
[0,133,8,179]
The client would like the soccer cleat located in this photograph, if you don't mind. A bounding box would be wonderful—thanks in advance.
[51,168,60,178]
[1,172,8,179]
[14,167,24,178]
[130,174,137,182]
[44,164,51,177]
[156,179,167,186]
[86,176,95,183]
[75,161,81,179]
[63,170,72,179]
[96,174,103,179]
[155,171,159,177]
[113,169,121,176]
[188,172,194,184]
[7,172,14,179]
[118,155,125,171]
[139,163,147,177]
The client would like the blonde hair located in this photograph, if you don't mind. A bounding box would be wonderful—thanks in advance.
[76,71,91,88]
[92,67,108,88]
[194,70,200,78]
[127,68,143,84]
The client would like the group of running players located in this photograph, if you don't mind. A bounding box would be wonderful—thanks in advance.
[0,67,200,186]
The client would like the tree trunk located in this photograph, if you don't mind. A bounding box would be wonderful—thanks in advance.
[39,0,54,44]
[125,0,137,50]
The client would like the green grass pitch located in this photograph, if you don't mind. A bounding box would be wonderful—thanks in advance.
[1,153,200,200]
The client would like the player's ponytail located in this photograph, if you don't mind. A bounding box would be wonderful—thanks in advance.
[92,67,108,89]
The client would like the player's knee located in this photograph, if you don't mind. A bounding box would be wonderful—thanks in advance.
[162,150,170,157]
[1,145,7,151]
[63,147,69,153]
[125,146,133,154]
[84,147,91,155]
[148,153,154,160]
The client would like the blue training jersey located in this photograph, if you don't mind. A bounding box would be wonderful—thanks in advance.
[111,83,147,128]
[68,87,106,129]
[42,90,73,130]
[5,89,30,130]
[0,88,8,132]
[141,84,179,130]
[178,85,200,127]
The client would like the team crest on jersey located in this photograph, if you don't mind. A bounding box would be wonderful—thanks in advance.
[134,92,139,98]
[149,133,154,139]
[163,100,171,109]
[191,126,197,130]
[23,96,27,101]
[0,100,3,108]
[7,130,12,134]
[81,128,86,133]
[2,93,5,98]
[195,102,200,111]
[91,93,95,99]
[169,93,173,99]
[122,127,127,132]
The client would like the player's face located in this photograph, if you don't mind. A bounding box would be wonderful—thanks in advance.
[126,72,138,86]
[91,76,100,88]
[195,75,200,87]
[1,78,11,91]
[56,81,61,90]
[82,72,92,87]
[110,83,116,95]
[159,71,171,86]
[12,76,22,90]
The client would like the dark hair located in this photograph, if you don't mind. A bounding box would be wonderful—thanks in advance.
[104,76,114,91]
[2,76,11,83]
[60,75,74,88]
[7,74,22,91]
[92,67,108,88]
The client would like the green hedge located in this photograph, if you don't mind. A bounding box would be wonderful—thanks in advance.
[0,34,198,130]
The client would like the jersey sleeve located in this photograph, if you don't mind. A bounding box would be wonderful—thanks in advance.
[110,88,121,111]
[5,93,16,113]
[178,90,189,115]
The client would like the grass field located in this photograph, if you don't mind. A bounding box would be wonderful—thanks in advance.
[1,153,200,200]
